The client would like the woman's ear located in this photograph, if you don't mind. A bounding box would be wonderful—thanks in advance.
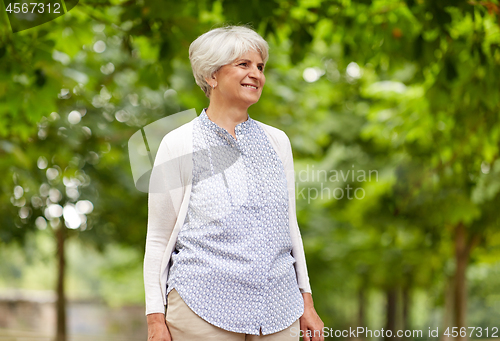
[205,73,217,89]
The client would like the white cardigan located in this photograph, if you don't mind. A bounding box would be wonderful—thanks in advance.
[143,117,311,315]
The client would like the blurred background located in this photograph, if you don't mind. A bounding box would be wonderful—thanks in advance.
[1,0,500,340]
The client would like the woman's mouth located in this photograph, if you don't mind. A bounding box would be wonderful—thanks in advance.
[241,84,258,90]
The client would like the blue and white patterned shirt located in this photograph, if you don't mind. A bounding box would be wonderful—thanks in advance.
[166,108,304,335]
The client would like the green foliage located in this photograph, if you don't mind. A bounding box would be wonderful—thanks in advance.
[1,0,500,331]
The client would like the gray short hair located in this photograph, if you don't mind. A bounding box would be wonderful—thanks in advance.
[189,25,269,98]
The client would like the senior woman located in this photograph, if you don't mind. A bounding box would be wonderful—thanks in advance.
[144,25,324,341]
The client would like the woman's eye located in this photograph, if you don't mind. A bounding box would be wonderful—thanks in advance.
[237,62,263,71]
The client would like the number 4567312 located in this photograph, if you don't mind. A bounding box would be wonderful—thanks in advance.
[5,2,61,13]
[444,327,499,338]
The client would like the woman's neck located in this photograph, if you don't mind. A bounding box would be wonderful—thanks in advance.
[205,101,249,139]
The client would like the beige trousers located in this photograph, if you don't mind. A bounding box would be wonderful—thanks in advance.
[166,288,300,341]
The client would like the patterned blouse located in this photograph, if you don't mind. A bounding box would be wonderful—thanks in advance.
[166,108,304,335]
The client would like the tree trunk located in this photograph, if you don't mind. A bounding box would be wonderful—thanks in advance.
[402,285,410,332]
[358,286,365,329]
[453,222,468,341]
[55,223,66,341]
[440,275,454,341]
[385,288,398,341]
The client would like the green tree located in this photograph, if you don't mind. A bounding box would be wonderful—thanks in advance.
[2,1,500,340]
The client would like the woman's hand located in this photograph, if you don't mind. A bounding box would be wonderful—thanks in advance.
[300,293,324,341]
[147,313,172,341]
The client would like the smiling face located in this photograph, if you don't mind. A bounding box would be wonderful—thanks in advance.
[209,50,266,109]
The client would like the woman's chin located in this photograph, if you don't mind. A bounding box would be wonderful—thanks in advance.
[228,98,261,108]
[244,95,262,106]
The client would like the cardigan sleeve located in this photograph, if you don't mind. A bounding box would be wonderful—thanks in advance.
[143,137,180,315]
[281,133,312,294]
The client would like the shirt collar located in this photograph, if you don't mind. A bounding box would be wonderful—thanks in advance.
[199,108,253,135]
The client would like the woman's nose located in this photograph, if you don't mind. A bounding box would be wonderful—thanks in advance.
[248,66,262,78]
